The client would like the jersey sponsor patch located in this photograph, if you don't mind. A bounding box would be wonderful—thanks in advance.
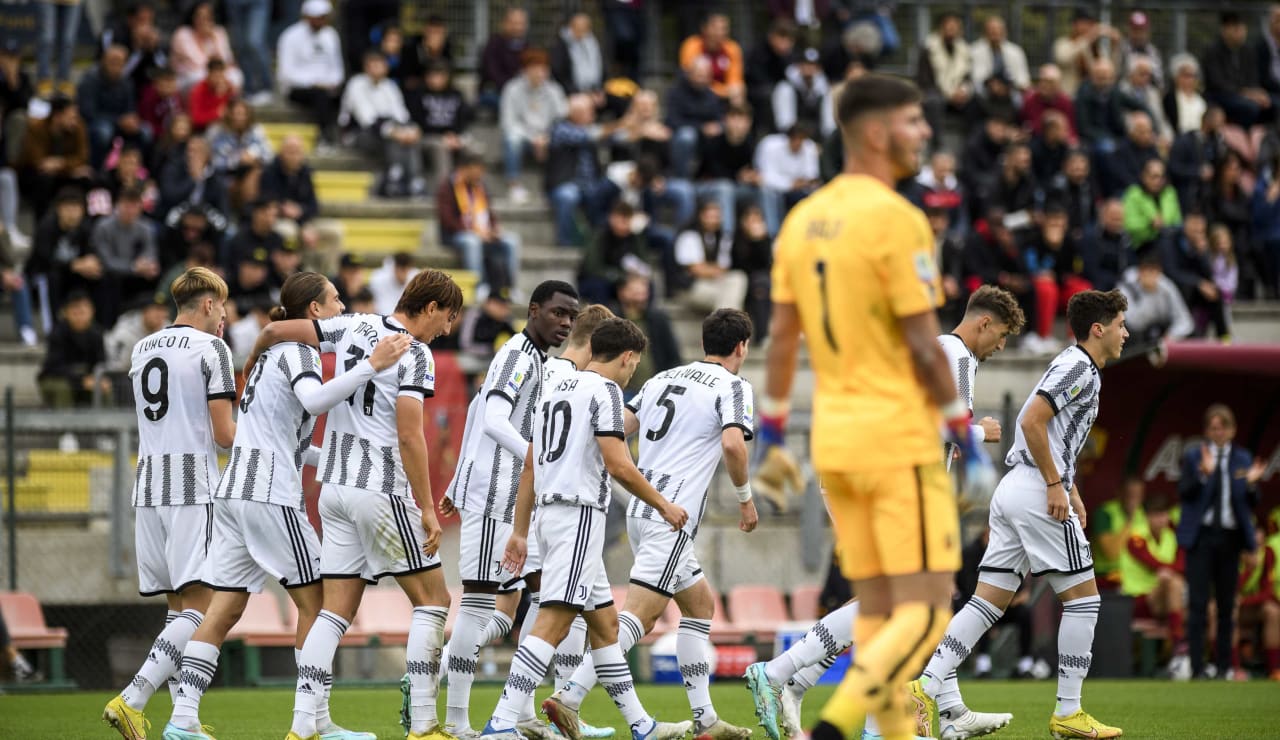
[1057,383,1083,409]
[914,252,940,304]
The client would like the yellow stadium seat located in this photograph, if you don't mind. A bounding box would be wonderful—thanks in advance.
[261,122,319,153]
[338,219,426,254]
[314,171,374,202]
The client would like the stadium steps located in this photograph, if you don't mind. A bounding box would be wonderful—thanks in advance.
[314,170,375,202]
[260,122,319,153]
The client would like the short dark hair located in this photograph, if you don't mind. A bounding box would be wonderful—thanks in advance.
[965,285,1026,336]
[609,200,635,218]
[63,289,93,308]
[836,74,922,129]
[1204,403,1236,429]
[393,252,415,269]
[117,185,145,204]
[207,56,226,71]
[590,318,647,362]
[454,149,484,169]
[395,269,464,317]
[1066,289,1127,341]
[702,309,753,356]
[530,280,578,306]
[1221,11,1243,26]
[363,49,386,65]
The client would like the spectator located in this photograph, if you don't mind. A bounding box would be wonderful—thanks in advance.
[158,136,228,223]
[1120,495,1189,674]
[224,0,273,103]
[341,50,424,198]
[1122,157,1182,251]
[1202,12,1274,127]
[499,48,567,205]
[906,150,967,238]
[1093,475,1147,589]
[1178,404,1265,679]
[149,111,193,177]
[1020,63,1076,138]
[1104,110,1161,198]
[368,252,417,314]
[334,0,397,74]
[137,67,183,139]
[277,0,345,147]
[91,186,159,325]
[1163,54,1208,137]
[260,134,320,258]
[227,297,272,366]
[35,0,82,96]
[17,95,92,222]
[27,189,94,330]
[603,0,646,82]
[1119,248,1195,348]
[207,98,273,209]
[609,93,695,231]
[104,294,169,372]
[96,143,159,217]
[755,124,819,236]
[546,94,617,247]
[479,7,529,111]
[1046,148,1097,239]
[457,289,516,376]
[187,58,237,132]
[959,117,1014,218]
[963,208,1034,341]
[772,47,829,134]
[1210,223,1240,308]
[1120,58,1172,143]
[609,274,679,391]
[987,141,1036,227]
[579,200,650,304]
[436,150,521,292]
[1119,11,1164,90]
[78,45,145,167]
[0,46,30,249]
[332,253,368,306]
[1168,106,1226,214]
[0,224,33,346]
[745,18,798,132]
[155,239,217,307]
[1165,212,1231,338]
[672,199,747,311]
[1030,109,1072,188]
[170,1,242,91]
[1082,199,1132,291]
[975,71,1019,127]
[1252,156,1280,297]
[694,104,760,228]
[919,12,974,137]
[1208,151,1259,298]
[678,12,745,102]
[731,204,772,341]
[1076,58,1147,158]
[666,56,725,179]
[1260,5,1280,100]
[268,239,302,290]
[609,89,674,170]
[226,195,283,281]
[158,201,224,271]
[398,15,454,91]
[927,206,969,327]
[971,16,1031,95]
[407,60,472,186]
[551,12,605,101]
[100,1,168,98]
[1023,204,1091,349]
[1235,524,1280,680]
[228,247,273,312]
[1053,8,1122,95]
[38,291,107,408]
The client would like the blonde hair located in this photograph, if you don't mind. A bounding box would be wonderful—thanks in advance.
[171,266,228,311]
[1209,223,1235,265]
[567,304,614,348]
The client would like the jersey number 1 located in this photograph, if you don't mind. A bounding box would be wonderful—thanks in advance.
[816,259,839,351]
[344,346,377,416]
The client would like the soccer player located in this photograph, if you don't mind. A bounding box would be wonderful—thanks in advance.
[749,285,1026,740]
[760,73,988,740]
[552,309,758,740]
[104,267,237,740]
[911,290,1129,740]
[160,273,412,740]
[482,318,692,740]
[247,269,464,740]
[440,280,580,739]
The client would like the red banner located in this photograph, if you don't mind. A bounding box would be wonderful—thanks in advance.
[1075,343,1280,520]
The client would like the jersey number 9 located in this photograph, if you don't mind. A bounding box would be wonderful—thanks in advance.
[140,357,169,421]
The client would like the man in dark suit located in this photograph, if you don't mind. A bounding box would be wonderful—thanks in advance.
[1177,404,1265,677]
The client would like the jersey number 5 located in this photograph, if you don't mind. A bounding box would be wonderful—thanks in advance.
[344,346,377,416]
[539,400,572,464]
[140,357,169,421]
[645,384,686,442]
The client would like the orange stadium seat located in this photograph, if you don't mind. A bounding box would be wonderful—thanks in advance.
[353,587,414,645]
[0,591,72,685]
[789,584,822,622]
[727,585,788,640]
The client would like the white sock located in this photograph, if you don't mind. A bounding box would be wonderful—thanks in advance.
[485,611,515,645]
[921,596,1002,713]
[522,592,540,642]
[788,651,839,693]
[592,642,650,731]
[555,616,588,692]
[560,611,643,709]
[164,611,182,704]
[297,646,340,733]
[677,618,716,730]
[408,605,449,734]
[446,593,496,731]
[291,610,348,737]
[122,609,203,711]
[170,640,220,730]
[765,601,856,686]
[492,636,555,730]
[1055,596,1099,718]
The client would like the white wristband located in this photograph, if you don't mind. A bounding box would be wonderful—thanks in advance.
[941,398,968,422]
[760,396,791,418]
[734,481,753,503]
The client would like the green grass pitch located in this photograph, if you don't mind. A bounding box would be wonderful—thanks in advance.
[2,680,1278,739]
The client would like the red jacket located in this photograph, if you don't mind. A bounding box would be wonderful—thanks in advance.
[138,85,184,136]
[188,80,232,131]
[1020,91,1077,139]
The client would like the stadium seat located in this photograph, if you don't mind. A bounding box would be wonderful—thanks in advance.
[707,587,748,644]
[353,587,414,645]
[261,122,319,152]
[337,219,426,255]
[314,171,374,202]
[789,584,822,622]
[727,585,788,640]
[224,591,297,686]
[0,591,71,685]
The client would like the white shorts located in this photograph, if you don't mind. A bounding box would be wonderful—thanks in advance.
[135,504,213,596]
[318,483,442,582]
[535,502,613,611]
[978,465,1094,583]
[627,518,703,597]
[458,508,520,590]
[206,498,321,592]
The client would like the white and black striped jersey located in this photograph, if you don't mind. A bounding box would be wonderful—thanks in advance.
[1006,345,1102,491]
[449,331,545,522]
[625,361,754,535]
[532,370,626,511]
[215,343,321,509]
[939,333,978,468]
[130,325,236,507]
[542,355,577,390]
[313,313,435,499]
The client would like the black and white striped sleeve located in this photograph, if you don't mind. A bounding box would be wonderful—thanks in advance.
[719,378,755,440]
[282,343,322,387]
[312,315,349,353]
[592,381,626,439]
[484,347,536,405]
[397,342,435,400]
[1035,359,1090,415]
[203,338,237,400]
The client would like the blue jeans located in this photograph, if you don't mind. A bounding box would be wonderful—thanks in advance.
[8,280,33,334]
[644,177,696,228]
[696,180,762,229]
[550,179,618,246]
[671,126,700,179]
[503,134,532,182]
[37,1,82,83]
[225,0,273,95]
[450,231,522,290]
[761,187,810,237]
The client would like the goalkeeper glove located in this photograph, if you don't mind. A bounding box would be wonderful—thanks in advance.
[943,399,998,506]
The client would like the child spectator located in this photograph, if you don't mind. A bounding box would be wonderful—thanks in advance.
[1209,223,1239,307]
[187,58,236,132]
[38,291,108,408]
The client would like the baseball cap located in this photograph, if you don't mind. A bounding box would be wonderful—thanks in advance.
[301,0,332,17]
[339,253,365,269]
